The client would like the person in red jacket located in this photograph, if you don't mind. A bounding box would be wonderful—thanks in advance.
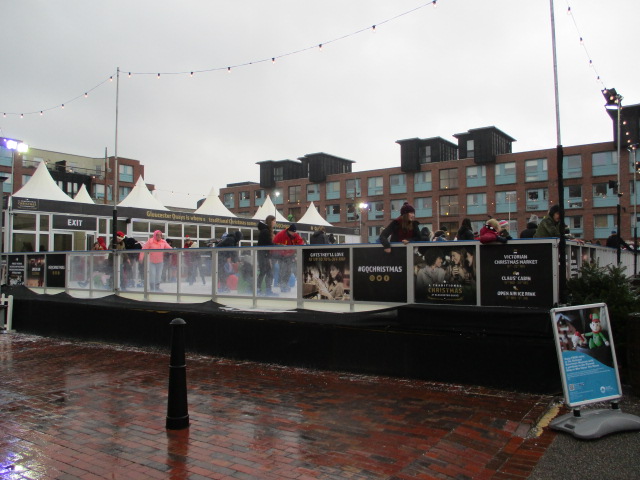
[479,219,507,244]
[272,224,305,293]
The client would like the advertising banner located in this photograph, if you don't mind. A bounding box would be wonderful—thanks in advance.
[414,244,477,305]
[550,303,622,407]
[302,249,350,301]
[26,255,46,287]
[480,243,554,308]
[8,255,25,286]
[352,248,407,303]
[46,254,66,288]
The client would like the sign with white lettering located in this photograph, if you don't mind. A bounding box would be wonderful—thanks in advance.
[52,215,97,231]
[480,243,554,308]
[353,247,407,303]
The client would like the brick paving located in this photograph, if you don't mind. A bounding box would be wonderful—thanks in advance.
[0,333,558,479]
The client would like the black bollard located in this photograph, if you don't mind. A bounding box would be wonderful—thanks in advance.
[166,318,190,430]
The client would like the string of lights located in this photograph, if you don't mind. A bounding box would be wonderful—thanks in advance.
[1,0,438,118]
[563,0,606,89]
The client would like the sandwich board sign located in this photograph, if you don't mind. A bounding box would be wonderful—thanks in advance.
[550,303,621,407]
[549,303,640,439]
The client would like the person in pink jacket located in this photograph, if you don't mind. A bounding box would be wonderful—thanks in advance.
[139,230,172,291]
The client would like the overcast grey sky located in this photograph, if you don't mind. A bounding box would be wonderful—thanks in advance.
[2,0,639,208]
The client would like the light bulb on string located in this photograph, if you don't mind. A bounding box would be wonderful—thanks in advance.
[157,73,160,78]
[318,44,323,51]
[109,76,113,82]
[40,111,43,116]
[84,92,88,98]
[128,72,131,78]
[433,0,437,8]
[579,37,583,44]
[20,114,23,118]
[227,67,231,73]
[61,104,65,109]
[567,6,571,14]
[190,72,193,77]
[372,25,376,33]
[272,57,275,64]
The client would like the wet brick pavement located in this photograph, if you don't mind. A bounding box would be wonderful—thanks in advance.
[0,333,559,479]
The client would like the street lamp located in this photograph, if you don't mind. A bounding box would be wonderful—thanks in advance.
[603,88,623,264]
[274,190,280,217]
[3,138,29,253]
[631,143,639,276]
[358,202,368,242]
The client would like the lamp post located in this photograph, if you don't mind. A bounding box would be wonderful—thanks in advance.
[603,88,623,264]
[3,138,29,253]
[274,190,280,217]
[631,143,639,276]
[358,202,368,242]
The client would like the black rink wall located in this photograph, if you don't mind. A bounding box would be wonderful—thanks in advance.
[5,286,561,394]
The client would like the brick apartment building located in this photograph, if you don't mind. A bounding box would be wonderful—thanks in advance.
[220,105,640,243]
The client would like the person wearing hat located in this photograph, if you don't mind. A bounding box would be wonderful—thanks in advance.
[184,236,205,286]
[519,221,538,239]
[479,218,507,244]
[272,224,305,293]
[379,202,421,253]
[498,220,513,240]
[534,205,561,238]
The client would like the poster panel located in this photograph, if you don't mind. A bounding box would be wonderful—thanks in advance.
[46,254,66,288]
[302,249,350,301]
[414,244,477,305]
[352,247,407,303]
[8,255,25,286]
[480,243,554,308]
[26,255,46,287]
[550,303,622,407]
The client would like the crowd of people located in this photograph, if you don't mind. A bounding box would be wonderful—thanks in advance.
[87,202,630,294]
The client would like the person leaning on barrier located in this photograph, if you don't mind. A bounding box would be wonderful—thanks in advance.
[520,221,538,239]
[379,202,421,253]
[479,219,507,244]
[534,205,561,238]
[310,225,329,245]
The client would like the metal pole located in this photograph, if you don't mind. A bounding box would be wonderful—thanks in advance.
[166,318,189,430]
[633,146,638,276]
[549,0,567,304]
[112,67,120,249]
[616,97,622,265]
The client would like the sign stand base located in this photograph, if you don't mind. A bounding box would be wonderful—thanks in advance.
[551,404,640,439]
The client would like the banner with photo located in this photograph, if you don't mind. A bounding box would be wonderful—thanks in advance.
[352,248,407,303]
[550,303,622,407]
[8,255,25,286]
[414,244,477,304]
[480,243,555,308]
[26,255,46,287]
[302,249,350,301]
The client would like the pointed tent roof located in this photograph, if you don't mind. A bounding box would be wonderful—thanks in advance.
[297,202,333,227]
[13,161,72,201]
[117,176,169,211]
[73,184,95,204]
[194,187,236,217]
[253,194,288,222]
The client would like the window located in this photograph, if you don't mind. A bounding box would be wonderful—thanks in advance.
[525,158,548,182]
[119,186,131,201]
[439,168,458,189]
[368,201,385,220]
[326,181,340,200]
[273,166,283,182]
[119,164,134,183]
[526,188,548,211]
[466,193,487,215]
[346,203,358,222]
[496,191,517,214]
[467,140,475,158]
[288,185,301,203]
[565,216,583,238]
[306,184,320,201]
[240,191,250,200]
[466,165,486,187]
[594,214,610,229]
[273,188,283,204]
[21,175,31,188]
[223,192,234,208]
[390,174,407,194]
[495,162,516,185]
[593,183,609,197]
[564,154,582,178]
[419,145,432,164]
[390,199,406,215]
[439,195,459,216]
[326,204,341,222]
[414,171,432,192]
[567,185,582,208]
[592,151,618,176]
[367,176,384,196]
[345,178,361,198]
[414,197,432,214]
[254,189,265,204]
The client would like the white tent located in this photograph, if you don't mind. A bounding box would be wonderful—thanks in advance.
[13,161,72,202]
[117,176,169,211]
[253,195,288,222]
[297,202,333,227]
[194,187,236,217]
[73,184,95,204]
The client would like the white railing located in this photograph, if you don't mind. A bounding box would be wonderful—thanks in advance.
[2,239,636,312]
